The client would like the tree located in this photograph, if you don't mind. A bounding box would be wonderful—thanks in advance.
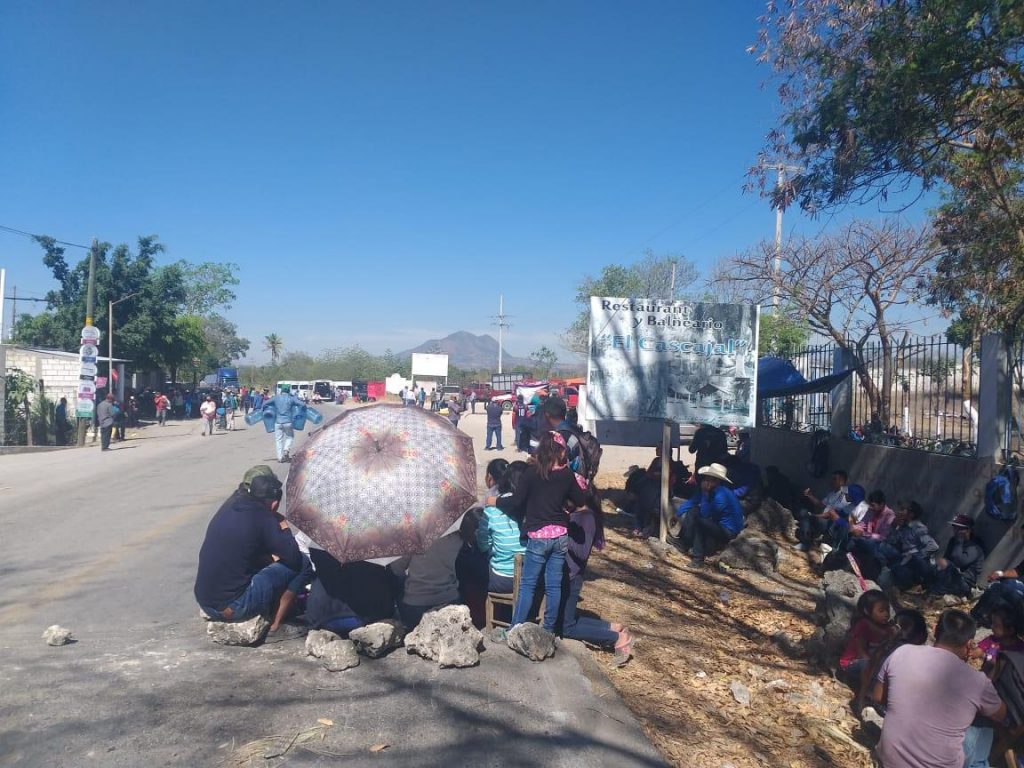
[564,250,697,354]
[716,219,939,425]
[178,261,241,315]
[153,315,208,384]
[264,333,283,364]
[752,0,1024,338]
[200,314,250,370]
[759,311,812,359]
[530,346,558,378]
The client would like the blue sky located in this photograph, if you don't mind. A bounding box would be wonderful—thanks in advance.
[0,1,939,364]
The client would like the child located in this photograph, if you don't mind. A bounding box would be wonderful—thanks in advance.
[856,608,928,712]
[839,589,895,686]
[488,431,587,632]
[976,606,1024,672]
[477,460,528,594]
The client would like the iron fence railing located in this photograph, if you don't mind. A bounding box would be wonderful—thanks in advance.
[1009,343,1024,461]
[761,344,835,433]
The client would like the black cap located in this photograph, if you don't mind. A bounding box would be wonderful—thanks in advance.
[248,474,283,503]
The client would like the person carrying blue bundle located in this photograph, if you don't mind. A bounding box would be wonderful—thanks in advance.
[675,462,744,569]
[265,383,305,463]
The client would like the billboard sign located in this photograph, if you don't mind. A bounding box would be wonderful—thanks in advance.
[586,297,759,428]
[411,352,449,378]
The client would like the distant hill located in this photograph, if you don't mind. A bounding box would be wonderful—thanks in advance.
[398,331,532,371]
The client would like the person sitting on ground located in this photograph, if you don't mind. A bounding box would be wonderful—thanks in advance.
[974,605,1024,673]
[304,551,397,637]
[723,453,763,514]
[390,525,465,629]
[824,484,867,552]
[793,470,849,552]
[194,466,313,640]
[854,608,929,715]
[646,444,691,496]
[869,610,1006,768]
[477,459,527,594]
[972,560,1024,628]
[852,500,938,588]
[838,589,895,688]
[455,509,491,628]
[558,496,633,658]
[849,490,895,543]
[675,463,744,569]
[764,465,799,513]
[928,515,986,598]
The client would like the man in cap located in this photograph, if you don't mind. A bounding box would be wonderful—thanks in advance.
[194,465,312,641]
[675,462,744,569]
[265,383,305,462]
[928,515,987,597]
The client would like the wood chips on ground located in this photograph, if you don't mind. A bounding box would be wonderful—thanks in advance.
[578,475,877,768]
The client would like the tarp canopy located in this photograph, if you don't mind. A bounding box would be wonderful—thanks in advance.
[756,356,856,399]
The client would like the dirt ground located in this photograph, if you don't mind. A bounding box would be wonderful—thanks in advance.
[577,468,878,768]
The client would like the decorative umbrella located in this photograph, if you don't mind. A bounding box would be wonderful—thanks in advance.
[285,403,477,562]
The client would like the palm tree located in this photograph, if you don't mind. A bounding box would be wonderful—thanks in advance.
[264,333,283,364]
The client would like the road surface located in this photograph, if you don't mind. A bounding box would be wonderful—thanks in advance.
[0,404,664,767]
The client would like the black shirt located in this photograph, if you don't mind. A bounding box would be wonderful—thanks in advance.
[485,401,504,428]
[305,550,397,628]
[194,491,302,609]
[495,465,587,533]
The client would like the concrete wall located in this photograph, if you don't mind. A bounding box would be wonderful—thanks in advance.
[751,427,1024,574]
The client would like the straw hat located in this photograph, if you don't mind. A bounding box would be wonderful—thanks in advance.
[697,463,730,483]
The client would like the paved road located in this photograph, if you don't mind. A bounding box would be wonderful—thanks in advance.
[0,405,665,767]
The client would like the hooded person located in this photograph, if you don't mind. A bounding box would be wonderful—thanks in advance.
[674,463,744,569]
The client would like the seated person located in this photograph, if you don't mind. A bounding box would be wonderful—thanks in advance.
[849,490,894,542]
[477,460,528,593]
[645,444,691,497]
[838,590,894,688]
[675,463,744,569]
[390,528,464,629]
[972,562,1024,628]
[868,610,1006,768]
[558,500,632,656]
[975,605,1024,672]
[305,551,397,636]
[455,509,491,629]
[824,484,867,552]
[194,466,312,640]
[853,500,938,590]
[822,489,893,572]
[793,470,849,552]
[626,466,665,537]
[723,454,763,513]
[854,608,928,714]
[928,515,986,597]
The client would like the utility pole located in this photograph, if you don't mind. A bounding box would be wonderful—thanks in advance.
[9,285,15,338]
[77,239,98,447]
[492,294,512,374]
[769,162,802,310]
[0,268,5,342]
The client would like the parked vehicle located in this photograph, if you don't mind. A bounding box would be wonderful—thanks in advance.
[313,380,333,403]
[441,384,465,407]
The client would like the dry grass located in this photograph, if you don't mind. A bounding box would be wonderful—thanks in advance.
[578,475,877,768]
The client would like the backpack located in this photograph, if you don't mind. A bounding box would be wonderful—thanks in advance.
[985,463,1020,522]
[560,425,603,484]
[808,430,830,479]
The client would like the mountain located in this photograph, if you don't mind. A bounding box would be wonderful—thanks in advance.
[398,331,532,371]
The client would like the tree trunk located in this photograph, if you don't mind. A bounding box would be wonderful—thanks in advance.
[879,336,893,427]
[961,344,973,403]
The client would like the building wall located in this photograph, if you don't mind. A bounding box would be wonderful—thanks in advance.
[751,427,1024,574]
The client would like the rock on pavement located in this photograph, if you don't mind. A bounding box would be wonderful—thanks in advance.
[404,605,483,668]
[506,623,556,661]
[304,629,360,671]
[349,620,404,658]
[42,625,73,646]
[207,615,270,646]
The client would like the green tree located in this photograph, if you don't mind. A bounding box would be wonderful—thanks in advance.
[759,311,812,359]
[153,315,208,384]
[200,314,250,370]
[530,346,558,378]
[264,333,283,364]
[564,250,697,354]
[178,261,240,315]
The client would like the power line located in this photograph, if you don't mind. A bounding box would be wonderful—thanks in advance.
[0,223,90,249]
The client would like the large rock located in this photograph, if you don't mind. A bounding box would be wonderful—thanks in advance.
[744,499,796,537]
[404,605,483,668]
[207,615,269,646]
[718,530,780,573]
[806,570,880,663]
[349,620,404,658]
[305,629,339,658]
[42,625,73,646]
[507,623,556,661]
[322,638,360,672]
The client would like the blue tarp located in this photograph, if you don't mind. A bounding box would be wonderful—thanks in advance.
[756,356,856,399]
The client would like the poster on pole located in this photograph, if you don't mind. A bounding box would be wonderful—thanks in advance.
[586,297,759,428]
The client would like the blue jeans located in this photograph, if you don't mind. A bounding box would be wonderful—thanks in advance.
[275,423,294,460]
[559,574,618,646]
[486,425,503,449]
[513,535,567,631]
[963,725,993,768]
[202,558,313,622]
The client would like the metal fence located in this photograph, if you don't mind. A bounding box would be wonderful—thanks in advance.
[761,344,835,432]
[1009,344,1024,460]
[847,336,977,456]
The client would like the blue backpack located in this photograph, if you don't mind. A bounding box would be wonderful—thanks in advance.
[985,464,1020,521]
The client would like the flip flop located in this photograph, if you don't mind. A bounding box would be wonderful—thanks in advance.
[614,630,634,656]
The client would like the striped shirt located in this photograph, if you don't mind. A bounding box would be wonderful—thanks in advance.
[476,502,526,578]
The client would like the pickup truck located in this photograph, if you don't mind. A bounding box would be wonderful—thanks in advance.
[462,383,501,403]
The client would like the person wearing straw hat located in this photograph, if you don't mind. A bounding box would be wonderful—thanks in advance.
[675,462,744,569]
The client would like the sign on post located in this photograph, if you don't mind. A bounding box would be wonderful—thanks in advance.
[76,325,102,417]
[586,298,759,428]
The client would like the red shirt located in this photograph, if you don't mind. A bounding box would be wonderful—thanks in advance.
[839,618,890,669]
